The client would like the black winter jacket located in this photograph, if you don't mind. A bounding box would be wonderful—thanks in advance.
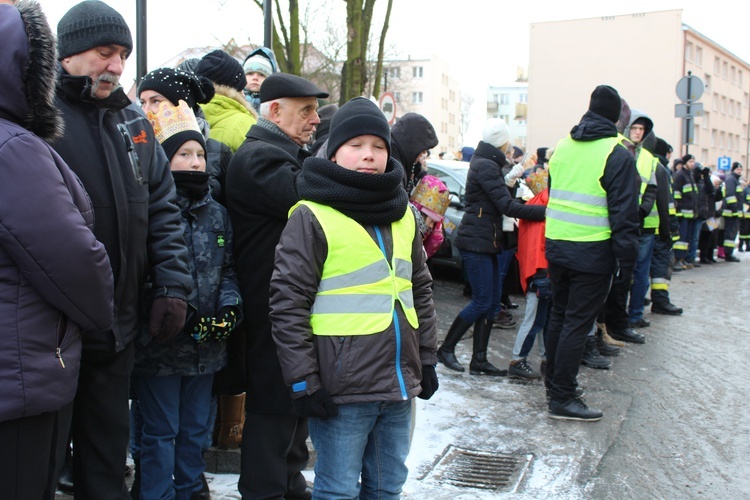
[225,119,310,414]
[545,111,640,275]
[454,141,545,254]
[53,71,192,352]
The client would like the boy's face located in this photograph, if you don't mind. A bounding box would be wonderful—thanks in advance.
[629,123,645,144]
[170,140,206,172]
[332,135,388,175]
[245,71,266,92]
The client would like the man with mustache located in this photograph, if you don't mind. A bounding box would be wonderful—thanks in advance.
[50,1,192,497]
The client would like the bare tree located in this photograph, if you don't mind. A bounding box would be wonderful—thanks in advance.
[370,0,393,99]
[460,92,474,148]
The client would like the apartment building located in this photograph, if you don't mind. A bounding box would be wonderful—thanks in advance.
[382,55,462,155]
[487,82,529,152]
[527,10,750,170]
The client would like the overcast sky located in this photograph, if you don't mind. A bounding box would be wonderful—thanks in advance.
[38,0,750,145]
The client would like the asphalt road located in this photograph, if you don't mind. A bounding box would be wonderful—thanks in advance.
[405,255,750,498]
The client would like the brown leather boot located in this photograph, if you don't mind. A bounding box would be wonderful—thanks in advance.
[217,393,246,450]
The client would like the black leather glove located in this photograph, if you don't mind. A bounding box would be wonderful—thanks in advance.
[211,306,239,341]
[418,365,439,400]
[292,389,339,420]
[149,297,187,345]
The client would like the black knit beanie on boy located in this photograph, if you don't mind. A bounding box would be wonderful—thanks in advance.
[57,1,133,60]
[588,85,622,123]
[327,97,391,160]
[138,68,215,111]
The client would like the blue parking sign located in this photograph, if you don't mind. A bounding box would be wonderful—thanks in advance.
[717,156,731,171]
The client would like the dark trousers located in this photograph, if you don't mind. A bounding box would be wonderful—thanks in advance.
[650,237,674,306]
[545,263,611,403]
[603,267,631,331]
[723,217,740,255]
[239,412,309,499]
[698,227,714,261]
[52,344,134,499]
[0,411,57,499]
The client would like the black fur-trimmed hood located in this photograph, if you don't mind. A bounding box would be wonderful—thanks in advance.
[0,1,63,143]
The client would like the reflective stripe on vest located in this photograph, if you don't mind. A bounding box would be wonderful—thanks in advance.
[291,200,419,336]
[636,150,659,230]
[546,136,620,242]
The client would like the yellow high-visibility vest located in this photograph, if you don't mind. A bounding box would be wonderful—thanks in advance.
[546,136,622,242]
[636,149,659,230]
[290,200,419,336]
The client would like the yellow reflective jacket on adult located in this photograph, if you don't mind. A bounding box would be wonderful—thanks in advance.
[545,111,640,275]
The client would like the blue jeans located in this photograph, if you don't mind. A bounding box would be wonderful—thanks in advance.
[628,232,655,322]
[132,374,214,500]
[309,400,412,500]
[458,249,500,323]
[512,290,549,360]
[675,218,694,260]
[688,217,704,262]
[494,248,517,316]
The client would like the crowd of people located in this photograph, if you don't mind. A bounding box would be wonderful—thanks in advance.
[0,1,746,499]
[436,85,746,422]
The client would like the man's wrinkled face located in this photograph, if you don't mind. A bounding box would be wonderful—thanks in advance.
[271,97,320,146]
[61,44,129,99]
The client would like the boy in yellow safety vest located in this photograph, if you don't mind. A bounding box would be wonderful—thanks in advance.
[268,97,438,498]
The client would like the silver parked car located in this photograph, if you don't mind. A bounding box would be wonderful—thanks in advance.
[423,159,470,270]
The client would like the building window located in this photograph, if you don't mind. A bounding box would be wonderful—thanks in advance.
[731,66,737,84]
[722,96,727,114]
[711,129,717,147]
[703,111,710,130]
[714,56,720,75]
[739,70,743,87]
[723,61,728,79]
[499,94,510,105]
[388,67,400,79]
[701,148,708,162]
[500,114,509,123]
[713,94,718,111]
[696,46,703,67]
[728,134,733,151]
[729,99,735,117]
[704,74,711,91]
[412,92,423,104]
[685,42,693,62]
[519,93,528,103]
[393,92,400,101]
[413,66,423,78]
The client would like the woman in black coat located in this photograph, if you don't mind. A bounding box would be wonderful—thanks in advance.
[436,119,545,375]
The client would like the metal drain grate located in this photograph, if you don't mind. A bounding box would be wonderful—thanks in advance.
[426,446,532,492]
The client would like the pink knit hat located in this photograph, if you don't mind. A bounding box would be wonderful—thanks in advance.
[410,175,450,222]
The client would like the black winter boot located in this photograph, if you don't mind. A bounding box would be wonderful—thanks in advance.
[469,319,507,376]
[581,336,611,369]
[437,315,473,372]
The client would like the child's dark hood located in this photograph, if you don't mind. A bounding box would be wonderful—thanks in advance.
[0,1,63,143]
[390,113,439,168]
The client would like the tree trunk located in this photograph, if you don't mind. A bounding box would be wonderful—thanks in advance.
[371,0,392,99]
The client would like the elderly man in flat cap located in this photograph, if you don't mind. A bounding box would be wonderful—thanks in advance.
[226,73,328,499]
[50,1,192,497]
